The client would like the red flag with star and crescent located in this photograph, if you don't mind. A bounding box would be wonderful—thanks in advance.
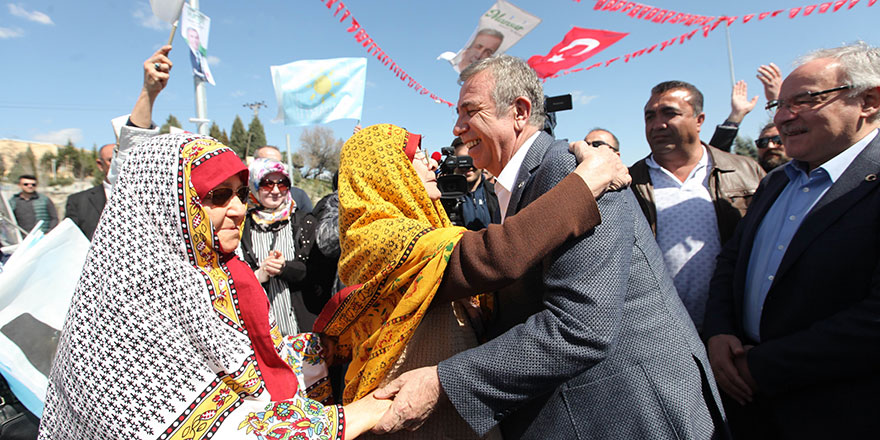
[528,27,628,78]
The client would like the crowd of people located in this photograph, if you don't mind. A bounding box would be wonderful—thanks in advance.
[3,38,879,440]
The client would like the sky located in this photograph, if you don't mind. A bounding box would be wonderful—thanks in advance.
[1,0,879,167]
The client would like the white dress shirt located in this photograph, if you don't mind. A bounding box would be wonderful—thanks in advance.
[495,131,541,223]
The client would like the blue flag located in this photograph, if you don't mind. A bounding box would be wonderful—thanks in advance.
[271,57,367,126]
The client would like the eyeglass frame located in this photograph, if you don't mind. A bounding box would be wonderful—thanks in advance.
[765,84,854,113]
[204,186,249,206]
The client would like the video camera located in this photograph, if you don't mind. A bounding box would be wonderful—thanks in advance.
[435,145,473,226]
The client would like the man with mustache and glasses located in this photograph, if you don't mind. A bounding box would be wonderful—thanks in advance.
[704,42,880,439]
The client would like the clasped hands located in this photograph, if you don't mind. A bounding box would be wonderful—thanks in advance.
[707,334,759,405]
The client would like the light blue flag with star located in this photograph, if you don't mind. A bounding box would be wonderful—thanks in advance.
[271,57,367,126]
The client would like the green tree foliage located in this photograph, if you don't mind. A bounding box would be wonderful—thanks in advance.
[209,122,230,145]
[229,115,248,158]
[247,116,267,154]
[160,114,183,134]
[299,126,342,178]
[733,135,758,160]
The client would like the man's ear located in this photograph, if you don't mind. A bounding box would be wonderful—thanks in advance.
[512,96,532,130]
[695,112,706,134]
[860,86,880,121]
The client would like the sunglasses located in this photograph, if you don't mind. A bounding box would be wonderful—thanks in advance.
[204,186,249,206]
[20,182,36,187]
[585,140,618,152]
[259,178,290,192]
[755,135,782,149]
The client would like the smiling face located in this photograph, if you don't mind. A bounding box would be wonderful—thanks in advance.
[644,89,705,157]
[774,58,864,169]
[412,150,441,201]
[453,69,520,177]
[257,171,288,210]
[202,174,247,253]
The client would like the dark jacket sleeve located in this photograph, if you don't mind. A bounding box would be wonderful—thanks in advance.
[434,173,600,303]
[708,124,739,152]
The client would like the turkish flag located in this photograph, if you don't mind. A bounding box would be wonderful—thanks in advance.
[528,27,628,78]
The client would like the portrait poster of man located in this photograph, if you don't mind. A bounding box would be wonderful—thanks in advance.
[438,0,541,73]
[180,3,215,85]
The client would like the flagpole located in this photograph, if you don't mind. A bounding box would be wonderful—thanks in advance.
[286,134,294,177]
[191,0,209,135]
[725,24,736,88]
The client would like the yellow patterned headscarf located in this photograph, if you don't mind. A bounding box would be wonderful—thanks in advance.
[319,123,465,403]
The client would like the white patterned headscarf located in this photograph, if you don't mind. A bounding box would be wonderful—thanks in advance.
[39,134,342,440]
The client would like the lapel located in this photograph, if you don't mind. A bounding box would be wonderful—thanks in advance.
[773,135,880,280]
[505,131,554,219]
[88,185,107,214]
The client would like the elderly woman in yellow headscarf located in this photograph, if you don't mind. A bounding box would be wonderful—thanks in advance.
[315,124,624,438]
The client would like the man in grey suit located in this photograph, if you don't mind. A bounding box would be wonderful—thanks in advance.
[372,55,727,439]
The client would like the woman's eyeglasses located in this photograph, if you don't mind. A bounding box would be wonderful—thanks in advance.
[755,135,782,149]
[205,186,249,206]
[259,178,290,192]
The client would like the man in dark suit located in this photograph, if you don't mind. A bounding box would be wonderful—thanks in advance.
[703,42,880,439]
[65,143,114,239]
[371,55,728,439]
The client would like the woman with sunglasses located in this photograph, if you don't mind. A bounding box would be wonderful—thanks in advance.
[239,158,323,337]
[315,124,628,438]
[39,46,391,440]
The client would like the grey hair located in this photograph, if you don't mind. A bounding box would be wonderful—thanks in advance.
[475,28,505,41]
[459,55,546,128]
[799,41,880,121]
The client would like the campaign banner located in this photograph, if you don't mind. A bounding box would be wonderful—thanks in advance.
[180,4,215,85]
[271,57,367,126]
[528,27,628,78]
[0,219,90,416]
[439,0,542,73]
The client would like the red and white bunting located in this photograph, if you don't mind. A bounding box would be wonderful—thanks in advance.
[579,0,874,27]
[315,0,454,107]
[543,20,719,81]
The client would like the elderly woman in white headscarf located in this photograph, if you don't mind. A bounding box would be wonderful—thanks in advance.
[38,45,388,440]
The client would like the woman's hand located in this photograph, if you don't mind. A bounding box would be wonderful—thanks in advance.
[256,250,284,282]
[341,393,393,440]
[569,140,631,198]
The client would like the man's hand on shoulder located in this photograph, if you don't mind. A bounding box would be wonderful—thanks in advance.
[371,365,442,433]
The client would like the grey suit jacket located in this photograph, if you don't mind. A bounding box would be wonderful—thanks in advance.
[438,132,728,439]
[65,185,106,240]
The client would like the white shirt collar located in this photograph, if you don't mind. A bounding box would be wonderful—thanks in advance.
[495,131,541,223]
[496,131,541,194]
[645,145,711,183]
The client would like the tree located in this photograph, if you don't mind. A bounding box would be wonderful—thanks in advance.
[733,135,757,160]
[299,126,342,178]
[209,122,229,145]
[229,115,248,158]
[247,115,267,153]
[160,114,182,134]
